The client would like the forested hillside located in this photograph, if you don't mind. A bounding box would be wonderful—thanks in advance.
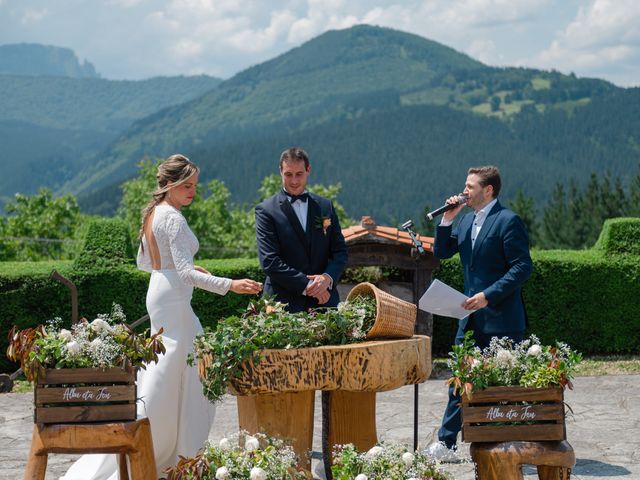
[68,25,637,223]
[0,74,221,207]
[4,26,639,225]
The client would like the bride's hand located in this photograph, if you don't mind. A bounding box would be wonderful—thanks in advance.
[194,265,210,275]
[230,279,262,295]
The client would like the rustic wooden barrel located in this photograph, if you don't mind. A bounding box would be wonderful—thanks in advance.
[231,336,431,469]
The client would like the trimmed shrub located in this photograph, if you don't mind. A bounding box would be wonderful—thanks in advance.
[594,217,640,256]
[73,217,133,271]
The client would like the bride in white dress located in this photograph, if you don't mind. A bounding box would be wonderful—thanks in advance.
[61,154,262,480]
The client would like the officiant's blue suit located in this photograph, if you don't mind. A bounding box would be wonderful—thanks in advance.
[255,190,348,313]
[433,199,533,448]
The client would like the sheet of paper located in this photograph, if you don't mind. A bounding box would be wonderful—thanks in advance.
[418,279,471,320]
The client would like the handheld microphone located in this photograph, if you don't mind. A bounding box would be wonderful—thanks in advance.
[426,194,468,221]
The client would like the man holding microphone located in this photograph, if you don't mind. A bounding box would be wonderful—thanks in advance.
[426,165,533,460]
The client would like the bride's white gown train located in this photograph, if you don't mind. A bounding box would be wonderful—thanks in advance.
[61,204,231,480]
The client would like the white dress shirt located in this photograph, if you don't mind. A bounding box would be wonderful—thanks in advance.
[285,190,308,231]
[471,198,497,249]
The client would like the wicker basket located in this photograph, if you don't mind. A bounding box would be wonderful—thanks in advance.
[346,282,417,339]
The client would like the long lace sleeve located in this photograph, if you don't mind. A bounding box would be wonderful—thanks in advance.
[165,214,232,295]
[136,242,153,273]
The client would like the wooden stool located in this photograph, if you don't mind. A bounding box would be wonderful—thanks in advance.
[471,441,575,480]
[24,417,157,480]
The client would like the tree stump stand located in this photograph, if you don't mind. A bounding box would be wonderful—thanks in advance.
[24,417,157,480]
[470,440,575,480]
[227,336,431,470]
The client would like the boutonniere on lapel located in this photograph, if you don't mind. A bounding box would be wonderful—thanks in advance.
[315,215,331,235]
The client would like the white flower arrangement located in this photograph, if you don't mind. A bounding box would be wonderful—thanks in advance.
[165,432,309,479]
[448,331,582,397]
[331,443,452,480]
[7,303,165,382]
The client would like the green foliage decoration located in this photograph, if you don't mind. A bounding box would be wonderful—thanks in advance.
[447,331,581,398]
[191,296,377,403]
[594,217,640,256]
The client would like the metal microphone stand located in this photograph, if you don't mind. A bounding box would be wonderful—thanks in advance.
[401,220,424,452]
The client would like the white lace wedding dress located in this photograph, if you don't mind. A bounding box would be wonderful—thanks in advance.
[61,204,232,480]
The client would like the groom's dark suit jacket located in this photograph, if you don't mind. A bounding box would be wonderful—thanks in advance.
[434,200,532,334]
[255,190,348,312]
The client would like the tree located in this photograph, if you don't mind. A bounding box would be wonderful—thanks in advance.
[627,164,640,217]
[118,160,255,258]
[419,205,436,237]
[490,95,501,112]
[508,190,537,246]
[539,183,570,249]
[118,159,158,248]
[0,188,81,260]
[118,164,353,260]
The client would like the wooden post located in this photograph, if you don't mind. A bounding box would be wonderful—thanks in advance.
[470,441,575,480]
[24,425,47,480]
[326,390,377,456]
[236,391,315,469]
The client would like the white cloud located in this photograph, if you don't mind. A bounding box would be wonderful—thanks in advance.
[20,7,47,24]
[107,0,147,8]
[532,0,640,83]
[226,9,297,53]
[468,39,498,64]
[0,0,637,85]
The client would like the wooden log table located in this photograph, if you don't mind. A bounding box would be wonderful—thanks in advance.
[228,335,431,469]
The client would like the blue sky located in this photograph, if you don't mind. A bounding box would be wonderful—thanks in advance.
[1,0,638,87]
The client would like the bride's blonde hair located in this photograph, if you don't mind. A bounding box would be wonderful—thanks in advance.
[138,154,200,246]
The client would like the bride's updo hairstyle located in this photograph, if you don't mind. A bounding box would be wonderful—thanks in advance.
[138,154,200,245]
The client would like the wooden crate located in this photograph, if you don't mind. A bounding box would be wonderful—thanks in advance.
[35,367,136,424]
[461,386,565,443]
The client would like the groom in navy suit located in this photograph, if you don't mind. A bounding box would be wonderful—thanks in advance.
[255,147,348,312]
[427,165,533,459]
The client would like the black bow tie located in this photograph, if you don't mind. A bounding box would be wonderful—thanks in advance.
[287,192,308,203]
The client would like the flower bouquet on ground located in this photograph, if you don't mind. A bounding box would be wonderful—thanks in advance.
[165,433,311,479]
[7,303,165,382]
[447,331,582,398]
[191,295,377,403]
[449,331,582,443]
[331,443,453,480]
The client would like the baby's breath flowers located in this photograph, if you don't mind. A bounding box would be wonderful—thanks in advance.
[165,433,309,479]
[7,303,165,382]
[331,443,452,480]
[447,331,582,398]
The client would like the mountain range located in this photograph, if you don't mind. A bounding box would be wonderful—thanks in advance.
[2,26,639,224]
[0,43,221,208]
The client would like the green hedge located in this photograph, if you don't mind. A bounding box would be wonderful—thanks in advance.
[2,216,639,373]
[432,249,640,356]
[594,217,640,256]
[0,259,264,373]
